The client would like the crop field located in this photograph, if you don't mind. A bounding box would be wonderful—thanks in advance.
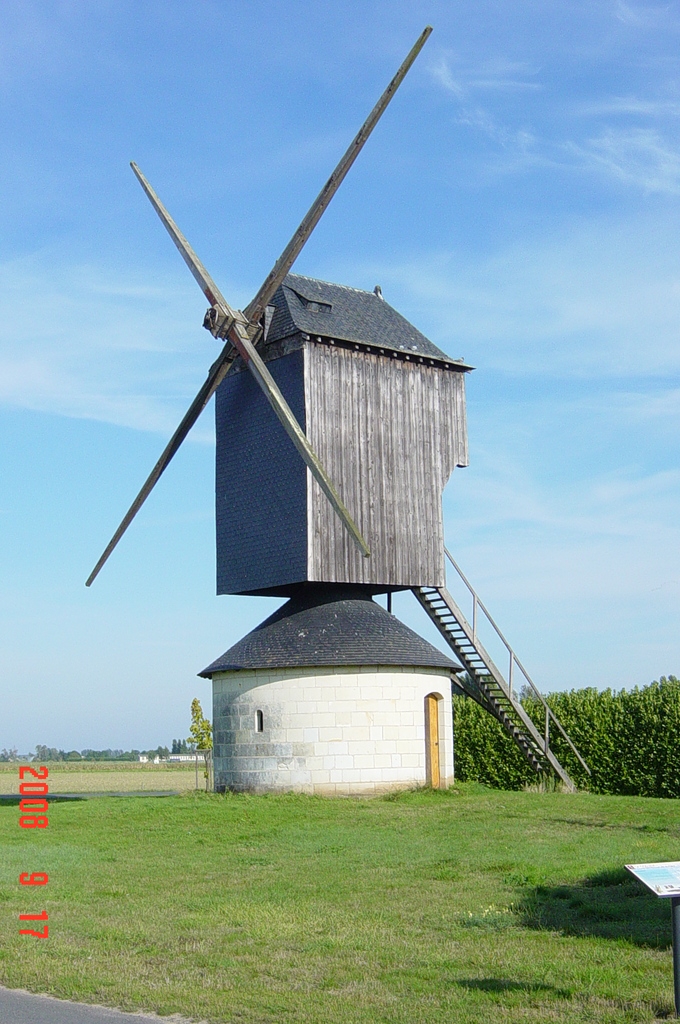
[0,761,198,794]
[0,784,678,1023]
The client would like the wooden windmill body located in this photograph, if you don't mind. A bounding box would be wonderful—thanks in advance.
[203,275,469,794]
[88,26,589,793]
[215,273,470,597]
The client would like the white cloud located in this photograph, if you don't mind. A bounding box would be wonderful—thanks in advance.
[451,456,680,548]
[614,0,675,28]
[568,127,680,194]
[428,52,538,153]
[575,96,680,117]
[438,428,680,687]
[357,211,680,378]
[429,44,680,196]
[0,249,226,438]
[332,215,680,687]
[430,56,465,99]
[430,54,541,96]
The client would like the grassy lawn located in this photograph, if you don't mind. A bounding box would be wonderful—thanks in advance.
[0,784,678,1023]
[0,761,198,794]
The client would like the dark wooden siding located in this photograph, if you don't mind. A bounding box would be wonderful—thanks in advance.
[215,349,308,595]
[305,343,468,588]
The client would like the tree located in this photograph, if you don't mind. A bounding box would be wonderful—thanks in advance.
[187,698,212,790]
[33,746,63,762]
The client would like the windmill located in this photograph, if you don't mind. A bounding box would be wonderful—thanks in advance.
[89,27,588,794]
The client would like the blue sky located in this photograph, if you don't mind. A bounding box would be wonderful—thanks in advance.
[2,0,680,752]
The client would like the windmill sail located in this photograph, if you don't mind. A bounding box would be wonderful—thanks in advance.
[130,163,229,310]
[86,179,368,589]
[243,25,432,327]
[86,26,433,586]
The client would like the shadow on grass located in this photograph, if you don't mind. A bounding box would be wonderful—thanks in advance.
[457,979,571,997]
[380,782,490,802]
[551,816,678,836]
[0,795,86,804]
[0,793,179,804]
[517,868,671,948]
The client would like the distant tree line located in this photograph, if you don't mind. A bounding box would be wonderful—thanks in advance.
[454,676,680,797]
[1,701,208,764]
[16,742,197,763]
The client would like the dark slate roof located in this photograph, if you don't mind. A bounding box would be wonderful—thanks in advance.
[266,274,465,364]
[200,587,458,675]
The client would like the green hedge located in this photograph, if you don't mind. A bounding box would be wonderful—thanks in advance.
[453,676,680,797]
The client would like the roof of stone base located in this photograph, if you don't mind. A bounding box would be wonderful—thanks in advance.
[200,588,459,675]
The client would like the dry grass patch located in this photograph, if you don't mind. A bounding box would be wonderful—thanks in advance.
[0,762,197,794]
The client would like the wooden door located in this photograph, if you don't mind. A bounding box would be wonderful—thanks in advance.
[425,694,440,789]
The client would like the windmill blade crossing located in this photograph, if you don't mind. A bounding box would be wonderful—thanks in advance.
[129,165,369,551]
[87,27,435,584]
[86,303,369,585]
[86,180,370,584]
[413,554,590,788]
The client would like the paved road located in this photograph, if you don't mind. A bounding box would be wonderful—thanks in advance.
[0,987,196,1024]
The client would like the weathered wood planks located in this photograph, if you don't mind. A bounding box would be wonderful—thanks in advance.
[306,342,468,587]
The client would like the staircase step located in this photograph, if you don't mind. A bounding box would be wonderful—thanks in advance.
[414,584,580,791]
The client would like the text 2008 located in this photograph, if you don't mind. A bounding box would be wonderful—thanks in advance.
[18,765,49,938]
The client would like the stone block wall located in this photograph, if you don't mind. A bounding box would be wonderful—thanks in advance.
[212,664,453,795]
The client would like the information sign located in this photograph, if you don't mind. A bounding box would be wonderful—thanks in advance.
[626,862,680,898]
[627,861,680,1016]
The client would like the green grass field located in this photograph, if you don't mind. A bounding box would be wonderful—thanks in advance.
[0,784,678,1023]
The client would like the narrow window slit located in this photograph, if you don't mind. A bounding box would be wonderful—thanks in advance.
[256,710,264,733]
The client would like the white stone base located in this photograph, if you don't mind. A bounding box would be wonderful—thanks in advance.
[212,664,453,795]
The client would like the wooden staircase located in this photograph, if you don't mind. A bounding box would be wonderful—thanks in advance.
[413,550,590,790]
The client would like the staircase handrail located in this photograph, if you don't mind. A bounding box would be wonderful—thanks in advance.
[444,547,591,777]
[415,585,575,786]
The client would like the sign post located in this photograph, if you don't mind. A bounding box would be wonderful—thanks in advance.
[673,896,680,1016]
[626,862,680,1016]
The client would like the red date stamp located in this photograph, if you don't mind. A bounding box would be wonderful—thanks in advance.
[18,766,49,938]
